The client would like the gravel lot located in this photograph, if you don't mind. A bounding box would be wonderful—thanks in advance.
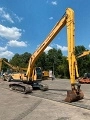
[0,78,90,120]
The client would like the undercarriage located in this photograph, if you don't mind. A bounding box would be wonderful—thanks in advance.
[9,81,49,93]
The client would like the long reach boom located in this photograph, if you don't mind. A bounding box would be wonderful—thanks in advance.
[5,8,84,102]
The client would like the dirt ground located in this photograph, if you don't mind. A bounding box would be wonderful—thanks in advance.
[0,78,90,120]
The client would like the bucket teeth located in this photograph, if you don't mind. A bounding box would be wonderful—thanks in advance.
[65,90,84,102]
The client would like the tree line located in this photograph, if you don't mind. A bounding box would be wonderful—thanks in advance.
[2,45,90,78]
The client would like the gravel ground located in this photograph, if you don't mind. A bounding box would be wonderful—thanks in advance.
[0,78,90,120]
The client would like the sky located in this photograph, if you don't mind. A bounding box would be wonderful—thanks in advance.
[0,0,90,60]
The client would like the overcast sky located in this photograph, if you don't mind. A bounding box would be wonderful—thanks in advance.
[0,0,90,60]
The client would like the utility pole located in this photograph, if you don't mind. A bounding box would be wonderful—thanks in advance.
[52,56,55,80]
[53,62,54,77]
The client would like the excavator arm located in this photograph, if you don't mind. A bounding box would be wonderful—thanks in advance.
[26,14,66,80]
[0,59,2,72]
[77,51,90,58]
[27,8,76,84]
[0,58,27,72]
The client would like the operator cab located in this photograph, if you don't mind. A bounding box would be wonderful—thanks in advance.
[34,67,42,81]
[84,73,90,79]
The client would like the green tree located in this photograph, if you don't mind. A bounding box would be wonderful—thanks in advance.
[9,52,31,68]
[57,56,69,78]
[35,52,47,70]
[46,48,63,77]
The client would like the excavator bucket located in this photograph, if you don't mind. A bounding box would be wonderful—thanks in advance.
[65,90,84,102]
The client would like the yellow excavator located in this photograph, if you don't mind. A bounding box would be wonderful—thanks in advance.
[0,58,27,81]
[1,8,84,102]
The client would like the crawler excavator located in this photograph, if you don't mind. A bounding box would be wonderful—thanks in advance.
[0,58,27,81]
[3,8,84,102]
